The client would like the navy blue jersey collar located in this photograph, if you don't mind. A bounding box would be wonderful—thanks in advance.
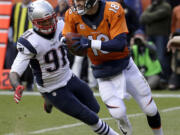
[81,1,105,30]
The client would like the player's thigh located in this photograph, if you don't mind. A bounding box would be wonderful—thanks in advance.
[97,77,126,106]
[97,72,129,102]
[44,88,98,121]
[124,58,152,106]
[125,58,151,97]
[124,59,158,115]
[67,75,100,113]
[97,78,127,119]
[97,77,117,103]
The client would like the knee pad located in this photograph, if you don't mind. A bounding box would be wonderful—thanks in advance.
[142,98,158,116]
[105,96,127,120]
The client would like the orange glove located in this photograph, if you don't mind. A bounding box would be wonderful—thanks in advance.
[14,85,24,104]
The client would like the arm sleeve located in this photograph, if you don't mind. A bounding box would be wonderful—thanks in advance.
[98,3,128,52]
[109,3,128,38]
[101,33,128,52]
[10,34,37,76]
[10,52,31,76]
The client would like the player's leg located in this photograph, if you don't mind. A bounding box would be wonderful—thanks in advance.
[97,75,132,135]
[125,58,163,135]
[66,75,100,113]
[107,96,132,135]
[43,87,119,135]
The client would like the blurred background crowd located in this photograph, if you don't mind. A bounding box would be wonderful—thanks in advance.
[3,0,180,91]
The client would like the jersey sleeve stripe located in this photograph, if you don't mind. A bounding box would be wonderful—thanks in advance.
[17,37,37,54]
[30,59,44,87]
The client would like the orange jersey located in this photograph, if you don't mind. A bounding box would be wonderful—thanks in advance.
[63,1,129,65]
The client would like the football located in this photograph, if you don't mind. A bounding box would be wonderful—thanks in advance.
[65,32,87,56]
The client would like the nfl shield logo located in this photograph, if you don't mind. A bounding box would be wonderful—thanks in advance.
[80,24,85,29]
[92,25,97,30]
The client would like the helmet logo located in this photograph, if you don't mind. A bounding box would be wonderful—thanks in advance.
[92,25,96,30]
[28,6,34,13]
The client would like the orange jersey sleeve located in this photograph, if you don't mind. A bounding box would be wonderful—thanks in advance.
[62,1,129,65]
[105,2,128,39]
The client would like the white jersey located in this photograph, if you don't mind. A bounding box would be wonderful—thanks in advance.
[11,20,72,93]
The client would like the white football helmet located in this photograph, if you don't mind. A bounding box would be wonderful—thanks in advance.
[69,0,98,15]
[28,0,57,35]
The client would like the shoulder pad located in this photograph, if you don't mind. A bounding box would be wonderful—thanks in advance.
[17,37,37,55]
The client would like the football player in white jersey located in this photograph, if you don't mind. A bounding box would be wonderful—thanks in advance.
[9,1,120,135]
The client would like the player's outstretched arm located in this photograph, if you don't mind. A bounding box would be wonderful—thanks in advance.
[9,72,24,104]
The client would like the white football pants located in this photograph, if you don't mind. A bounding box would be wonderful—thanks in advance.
[97,58,158,134]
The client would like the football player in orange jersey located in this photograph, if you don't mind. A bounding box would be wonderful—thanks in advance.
[62,0,164,135]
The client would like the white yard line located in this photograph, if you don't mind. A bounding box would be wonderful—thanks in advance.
[161,106,180,112]
[0,91,41,96]
[1,91,180,98]
[5,106,180,135]
[29,123,83,134]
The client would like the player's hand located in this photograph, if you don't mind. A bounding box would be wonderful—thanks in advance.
[14,85,24,104]
[72,37,91,51]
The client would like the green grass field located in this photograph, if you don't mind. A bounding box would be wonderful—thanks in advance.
[0,90,180,135]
